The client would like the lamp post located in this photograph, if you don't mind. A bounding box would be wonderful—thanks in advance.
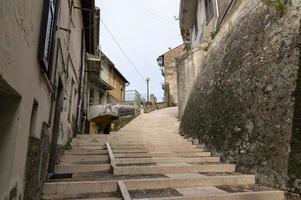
[146,78,150,102]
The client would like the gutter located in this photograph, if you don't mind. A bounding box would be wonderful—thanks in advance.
[215,0,220,28]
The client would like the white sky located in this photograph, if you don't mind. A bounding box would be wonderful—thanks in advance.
[96,0,182,101]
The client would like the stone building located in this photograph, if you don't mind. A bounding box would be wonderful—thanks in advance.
[125,90,142,107]
[157,44,186,106]
[87,52,114,107]
[104,53,129,103]
[88,51,130,135]
[178,0,301,193]
[0,0,99,199]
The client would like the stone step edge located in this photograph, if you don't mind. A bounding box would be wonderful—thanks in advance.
[118,181,132,200]
[112,157,220,165]
[43,175,255,195]
[113,164,236,175]
[132,191,284,200]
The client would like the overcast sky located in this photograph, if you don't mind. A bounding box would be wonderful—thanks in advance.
[96,0,182,101]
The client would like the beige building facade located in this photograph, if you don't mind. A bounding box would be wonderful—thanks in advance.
[178,0,235,117]
[180,0,234,49]
[158,44,186,106]
[88,51,129,135]
[178,0,301,192]
[0,1,52,199]
[100,52,129,103]
[0,0,98,199]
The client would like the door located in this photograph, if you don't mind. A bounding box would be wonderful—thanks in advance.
[48,79,64,173]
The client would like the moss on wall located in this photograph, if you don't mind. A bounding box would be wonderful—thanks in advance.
[180,2,301,191]
[288,21,301,194]
[261,0,286,15]
[23,136,49,200]
[111,115,137,132]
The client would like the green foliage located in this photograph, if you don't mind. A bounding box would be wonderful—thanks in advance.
[262,0,286,16]
[211,27,220,39]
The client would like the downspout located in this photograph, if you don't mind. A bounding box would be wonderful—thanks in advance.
[47,0,61,127]
[214,0,220,29]
[75,28,85,136]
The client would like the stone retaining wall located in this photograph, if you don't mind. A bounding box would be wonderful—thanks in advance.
[179,0,301,192]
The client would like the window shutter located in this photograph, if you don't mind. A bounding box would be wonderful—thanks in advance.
[39,0,56,72]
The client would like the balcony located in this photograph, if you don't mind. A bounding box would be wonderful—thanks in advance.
[88,104,136,127]
[87,53,113,91]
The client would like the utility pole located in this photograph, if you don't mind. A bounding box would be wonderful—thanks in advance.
[146,78,150,102]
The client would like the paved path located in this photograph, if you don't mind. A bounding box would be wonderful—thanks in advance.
[42,107,284,200]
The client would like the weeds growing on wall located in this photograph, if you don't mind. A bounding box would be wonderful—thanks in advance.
[211,27,220,39]
[261,0,286,16]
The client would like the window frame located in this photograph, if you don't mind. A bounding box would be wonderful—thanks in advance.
[205,0,214,24]
[194,16,198,40]
[39,0,56,75]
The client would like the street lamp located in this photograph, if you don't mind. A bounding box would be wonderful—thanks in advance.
[157,56,164,67]
[146,78,150,102]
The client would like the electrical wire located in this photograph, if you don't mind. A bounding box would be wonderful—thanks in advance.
[129,0,173,22]
[100,18,146,82]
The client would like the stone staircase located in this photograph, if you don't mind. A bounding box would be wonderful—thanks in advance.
[42,107,284,200]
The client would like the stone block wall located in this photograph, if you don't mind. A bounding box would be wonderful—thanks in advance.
[111,115,137,131]
[23,123,49,200]
[177,48,204,119]
[156,102,169,110]
[163,45,186,106]
[179,0,301,192]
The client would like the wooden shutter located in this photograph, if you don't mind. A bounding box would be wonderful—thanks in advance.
[39,0,56,72]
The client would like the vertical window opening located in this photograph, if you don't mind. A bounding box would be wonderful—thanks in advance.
[29,100,39,137]
[205,0,214,24]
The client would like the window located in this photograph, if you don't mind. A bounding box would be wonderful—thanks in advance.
[121,88,124,101]
[113,77,116,88]
[89,87,94,105]
[39,0,57,74]
[29,100,39,137]
[205,0,214,24]
[194,16,198,39]
[68,80,74,122]
[68,0,75,28]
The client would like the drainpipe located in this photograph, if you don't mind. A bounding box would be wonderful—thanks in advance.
[47,0,61,127]
[75,28,85,136]
[214,0,220,29]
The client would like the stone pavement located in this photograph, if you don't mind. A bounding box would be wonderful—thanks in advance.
[42,107,284,200]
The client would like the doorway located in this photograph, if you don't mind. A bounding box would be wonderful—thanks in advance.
[0,77,21,200]
[48,79,64,174]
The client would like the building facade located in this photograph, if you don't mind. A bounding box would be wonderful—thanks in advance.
[88,51,130,134]
[101,52,129,103]
[0,0,98,199]
[125,90,142,107]
[157,44,186,106]
[180,0,234,49]
[0,1,52,199]
[178,0,301,192]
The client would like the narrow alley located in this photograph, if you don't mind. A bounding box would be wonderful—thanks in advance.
[42,107,283,199]
[1,0,301,199]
